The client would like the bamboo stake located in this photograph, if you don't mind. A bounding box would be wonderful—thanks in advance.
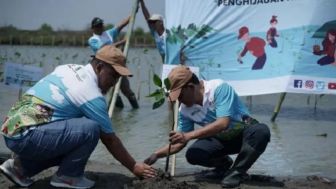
[170,101,179,176]
[108,0,139,117]
[270,92,286,122]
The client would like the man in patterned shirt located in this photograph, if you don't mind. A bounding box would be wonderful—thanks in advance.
[144,66,270,188]
[0,45,156,189]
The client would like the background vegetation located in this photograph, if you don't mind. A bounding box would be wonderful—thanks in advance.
[0,23,155,47]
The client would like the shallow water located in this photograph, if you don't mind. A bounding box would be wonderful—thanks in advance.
[0,45,335,178]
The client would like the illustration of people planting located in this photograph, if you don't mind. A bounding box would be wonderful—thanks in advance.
[266,15,280,48]
[165,23,214,65]
[237,26,267,70]
[313,28,336,66]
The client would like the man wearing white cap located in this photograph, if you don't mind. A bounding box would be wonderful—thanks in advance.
[140,0,166,61]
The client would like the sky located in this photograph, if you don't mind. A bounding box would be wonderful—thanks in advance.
[0,0,164,31]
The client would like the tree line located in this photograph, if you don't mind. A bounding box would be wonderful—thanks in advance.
[0,23,155,47]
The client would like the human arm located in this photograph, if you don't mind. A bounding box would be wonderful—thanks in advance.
[146,113,230,164]
[144,142,186,165]
[113,39,126,48]
[139,0,156,32]
[170,117,230,144]
[239,45,248,58]
[77,96,155,178]
[139,0,150,21]
[115,16,131,33]
[173,82,247,144]
[144,112,193,165]
[314,40,328,55]
[266,29,272,41]
[101,132,156,178]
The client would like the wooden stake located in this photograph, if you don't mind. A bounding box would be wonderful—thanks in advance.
[108,0,139,117]
[170,101,179,176]
[271,93,286,122]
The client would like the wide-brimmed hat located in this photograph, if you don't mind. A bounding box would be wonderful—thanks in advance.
[167,66,193,101]
[95,45,132,76]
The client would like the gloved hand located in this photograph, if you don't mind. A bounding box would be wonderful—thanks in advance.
[144,153,158,165]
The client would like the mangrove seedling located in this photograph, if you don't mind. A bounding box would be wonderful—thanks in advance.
[146,73,171,109]
[147,73,179,178]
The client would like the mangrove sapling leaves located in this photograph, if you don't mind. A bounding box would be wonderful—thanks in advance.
[147,73,171,109]
[147,89,161,98]
[14,52,21,58]
[153,98,165,109]
[146,89,165,101]
[153,74,162,87]
[164,78,171,91]
[143,48,148,54]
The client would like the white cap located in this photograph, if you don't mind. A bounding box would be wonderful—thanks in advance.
[148,14,163,22]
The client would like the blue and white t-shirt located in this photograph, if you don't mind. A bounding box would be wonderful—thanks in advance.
[150,29,166,59]
[178,79,249,134]
[88,28,119,54]
[25,64,113,134]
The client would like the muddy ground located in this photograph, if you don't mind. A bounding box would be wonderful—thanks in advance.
[0,160,335,189]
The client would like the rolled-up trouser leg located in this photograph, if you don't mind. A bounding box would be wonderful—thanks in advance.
[120,76,139,109]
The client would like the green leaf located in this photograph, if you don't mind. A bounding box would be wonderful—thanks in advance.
[164,78,171,90]
[14,52,21,57]
[152,98,165,109]
[143,48,148,54]
[154,91,164,101]
[153,74,162,87]
[146,89,161,98]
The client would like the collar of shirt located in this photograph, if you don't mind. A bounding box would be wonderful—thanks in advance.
[84,64,98,85]
[202,80,212,106]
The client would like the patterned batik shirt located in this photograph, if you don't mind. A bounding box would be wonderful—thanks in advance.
[1,64,113,137]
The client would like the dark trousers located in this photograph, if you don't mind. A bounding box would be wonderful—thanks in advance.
[317,56,334,66]
[116,76,139,109]
[185,123,270,167]
[120,76,135,98]
[269,38,278,48]
[252,54,267,70]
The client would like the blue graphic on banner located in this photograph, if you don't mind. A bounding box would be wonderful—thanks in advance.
[165,0,336,95]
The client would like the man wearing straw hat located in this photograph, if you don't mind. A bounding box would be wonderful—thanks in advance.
[0,45,156,189]
[89,16,139,109]
[145,65,270,188]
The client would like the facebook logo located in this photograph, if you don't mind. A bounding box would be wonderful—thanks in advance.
[294,80,303,88]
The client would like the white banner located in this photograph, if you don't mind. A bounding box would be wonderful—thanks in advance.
[165,0,336,96]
